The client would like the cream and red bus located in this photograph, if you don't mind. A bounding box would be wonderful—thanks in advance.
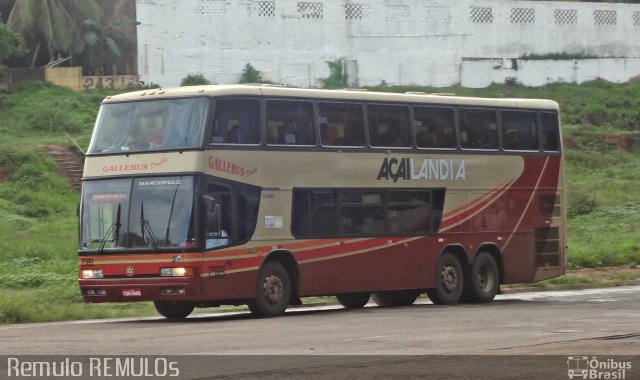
[78,84,565,319]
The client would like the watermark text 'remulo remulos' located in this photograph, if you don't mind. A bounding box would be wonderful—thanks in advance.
[7,357,180,377]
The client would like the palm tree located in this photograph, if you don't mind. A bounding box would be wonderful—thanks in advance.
[7,0,102,65]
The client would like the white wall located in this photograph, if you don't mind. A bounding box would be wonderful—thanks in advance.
[136,0,640,88]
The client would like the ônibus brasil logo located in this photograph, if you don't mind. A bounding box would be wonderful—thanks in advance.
[567,356,632,379]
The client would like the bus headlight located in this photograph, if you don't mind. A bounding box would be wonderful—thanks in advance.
[160,267,193,277]
[81,269,103,279]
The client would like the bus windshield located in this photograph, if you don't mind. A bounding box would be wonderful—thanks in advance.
[88,98,208,154]
[80,176,197,251]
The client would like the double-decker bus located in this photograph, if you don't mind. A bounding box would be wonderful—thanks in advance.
[78,84,565,319]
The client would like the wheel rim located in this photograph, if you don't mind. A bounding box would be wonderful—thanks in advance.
[477,263,495,293]
[440,264,459,293]
[262,274,284,305]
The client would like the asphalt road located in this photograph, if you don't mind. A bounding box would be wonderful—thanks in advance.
[1,286,639,379]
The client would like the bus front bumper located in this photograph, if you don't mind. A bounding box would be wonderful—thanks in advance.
[78,277,200,303]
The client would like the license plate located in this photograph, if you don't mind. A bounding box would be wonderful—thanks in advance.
[122,289,142,297]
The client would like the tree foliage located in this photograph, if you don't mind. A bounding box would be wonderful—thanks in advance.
[72,18,138,75]
[7,0,103,60]
[180,73,210,86]
[239,63,263,83]
[0,22,26,81]
[0,22,25,62]
[319,58,348,89]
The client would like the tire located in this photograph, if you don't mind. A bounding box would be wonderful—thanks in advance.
[153,301,195,319]
[337,293,370,309]
[426,252,464,305]
[248,261,291,318]
[372,290,419,307]
[463,251,500,303]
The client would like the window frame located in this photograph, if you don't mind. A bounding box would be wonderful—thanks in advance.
[413,105,458,151]
[458,107,500,152]
[317,101,367,149]
[208,97,262,147]
[365,103,413,149]
[499,110,541,152]
[264,98,317,147]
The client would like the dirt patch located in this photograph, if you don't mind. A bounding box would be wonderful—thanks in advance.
[567,266,640,281]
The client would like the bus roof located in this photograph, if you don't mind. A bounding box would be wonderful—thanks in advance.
[102,84,559,110]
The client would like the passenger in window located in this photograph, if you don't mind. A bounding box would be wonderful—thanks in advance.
[126,124,149,150]
[283,121,296,144]
[320,123,334,145]
[432,115,455,147]
[146,115,167,149]
[379,125,403,146]
[225,124,240,143]
[125,116,165,150]
[502,118,520,150]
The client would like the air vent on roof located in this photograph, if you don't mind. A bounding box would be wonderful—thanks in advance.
[405,91,427,95]
[244,83,286,87]
[430,92,456,96]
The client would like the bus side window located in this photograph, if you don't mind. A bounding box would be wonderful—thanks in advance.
[459,108,498,150]
[367,104,411,148]
[501,111,539,151]
[414,106,456,149]
[211,99,260,145]
[318,102,365,147]
[266,100,315,146]
[541,112,560,151]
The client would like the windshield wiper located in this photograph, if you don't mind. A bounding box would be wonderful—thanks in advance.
[140,201,160,250]
[98,204,121,254]
[163,180,182,247]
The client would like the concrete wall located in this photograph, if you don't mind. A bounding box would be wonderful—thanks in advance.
[44,67,139,91]
[136,0,640,88]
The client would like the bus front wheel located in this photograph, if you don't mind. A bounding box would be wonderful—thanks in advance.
[372,290,419,307]
[426,252,464,305]
[248,261,291,318]
[153,300,195,319]
[337,292,370,309]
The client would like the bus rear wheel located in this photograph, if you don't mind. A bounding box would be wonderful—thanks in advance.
[426,252,464,305]
[372,290,419,307]
[337,293,370,309]
[248,261,291,318]
[463,251,499,303]
[153,300,195,319]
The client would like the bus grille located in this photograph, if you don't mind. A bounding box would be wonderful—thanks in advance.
[534,227,560,267]
[538,193,561,218]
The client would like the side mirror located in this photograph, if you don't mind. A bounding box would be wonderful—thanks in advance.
[201,195,221,234]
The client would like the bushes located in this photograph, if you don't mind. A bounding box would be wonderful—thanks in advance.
[180,73,210,86]
[239,63,263,83]
[319,58,348,89]
[567,187,598,216]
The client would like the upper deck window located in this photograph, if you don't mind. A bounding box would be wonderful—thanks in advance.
[541,112,561,152]
[501,111,539,151]
[210,99,261,145]
[88,98,208,154]
[318,102,365,147]
[413,106,456,149]
[367,104,412,148]
[459,108,498,150]
[266,100,316,146]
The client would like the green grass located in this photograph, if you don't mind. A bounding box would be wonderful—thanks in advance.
[0,80,639,323]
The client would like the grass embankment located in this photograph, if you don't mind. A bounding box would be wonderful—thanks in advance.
[0,81,639,324]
